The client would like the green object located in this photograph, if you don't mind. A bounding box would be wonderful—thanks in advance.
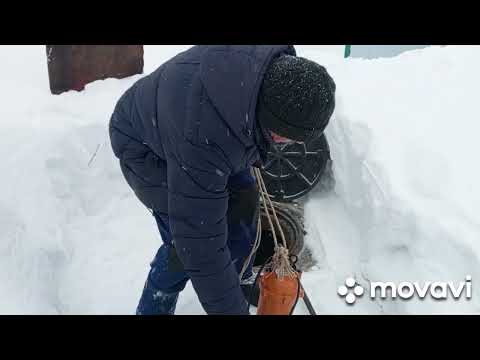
[344,45,351,58]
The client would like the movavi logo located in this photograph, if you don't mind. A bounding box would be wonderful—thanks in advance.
[338,276,472,305]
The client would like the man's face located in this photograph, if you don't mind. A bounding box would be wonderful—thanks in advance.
[269,131,303,145]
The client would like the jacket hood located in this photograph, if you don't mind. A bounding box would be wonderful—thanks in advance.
[199,45,296,154]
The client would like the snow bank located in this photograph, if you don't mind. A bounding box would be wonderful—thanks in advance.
[301,45,480,314]
[0,45,195,314]
[0,45,479,314]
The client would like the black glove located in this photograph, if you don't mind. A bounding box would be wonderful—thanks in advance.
[227,183,259,225]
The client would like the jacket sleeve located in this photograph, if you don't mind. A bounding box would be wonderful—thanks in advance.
[166,149,249,315]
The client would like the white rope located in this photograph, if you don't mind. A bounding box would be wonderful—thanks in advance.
[239,167,298,281]
[254,167,296,278]
[255,168,287,248]
[238,214,262,281]
[255,168,279,248]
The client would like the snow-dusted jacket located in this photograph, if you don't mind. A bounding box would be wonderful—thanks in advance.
[109,45,296,314]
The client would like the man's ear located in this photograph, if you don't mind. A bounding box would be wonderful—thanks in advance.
[270,131,295,144]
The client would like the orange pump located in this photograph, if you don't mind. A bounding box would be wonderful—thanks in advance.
[257,271,304,315]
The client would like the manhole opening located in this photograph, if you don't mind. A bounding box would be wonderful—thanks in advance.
[253,202,305,267]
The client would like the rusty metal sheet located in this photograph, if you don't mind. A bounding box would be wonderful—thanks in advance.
[46,45,144,94]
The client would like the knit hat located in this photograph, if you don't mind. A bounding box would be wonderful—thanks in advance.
[256,55,336,142]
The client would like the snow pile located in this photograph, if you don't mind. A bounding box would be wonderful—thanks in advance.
[0,45,198,314]
[301,45,480,314]
[0,45,479,314]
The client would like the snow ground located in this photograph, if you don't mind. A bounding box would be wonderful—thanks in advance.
[0,45,479,314]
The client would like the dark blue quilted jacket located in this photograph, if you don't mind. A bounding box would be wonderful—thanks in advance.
[110,45,296,314]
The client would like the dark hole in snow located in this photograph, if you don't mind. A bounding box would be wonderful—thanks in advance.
[253,202,305,267]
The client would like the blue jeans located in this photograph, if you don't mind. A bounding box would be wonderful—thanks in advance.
[136,180,258,315]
